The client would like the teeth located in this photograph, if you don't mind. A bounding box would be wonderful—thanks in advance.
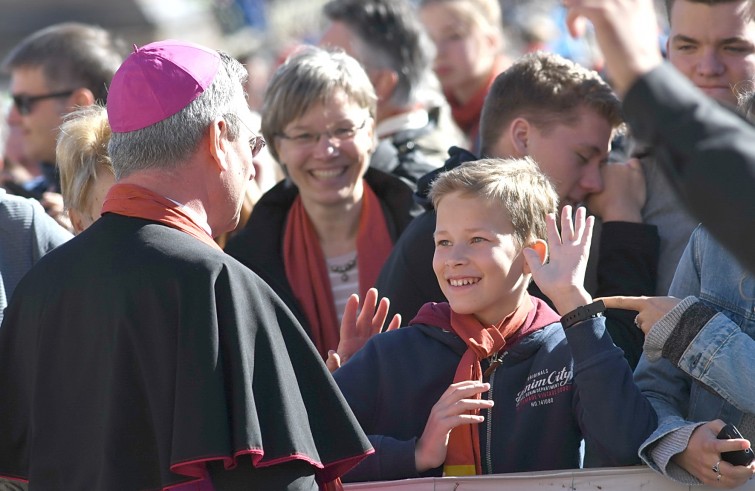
[449,278,478,287]
[312,168,343,178]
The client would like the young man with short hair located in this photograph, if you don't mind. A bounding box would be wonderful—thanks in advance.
[641,0,755,294]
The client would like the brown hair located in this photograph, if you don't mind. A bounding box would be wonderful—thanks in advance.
[479,52,623,156]
[665,0,754,21]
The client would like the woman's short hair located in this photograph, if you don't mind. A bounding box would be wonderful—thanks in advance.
[261,46,377,162]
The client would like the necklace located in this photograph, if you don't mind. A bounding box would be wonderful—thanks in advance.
[330,255,357,282]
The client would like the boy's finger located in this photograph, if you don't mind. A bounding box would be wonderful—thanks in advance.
[597,295,645,311]
[340,294,360,330]
[561,205,574,240]
[372,297,390,327]
[387,313,401,331]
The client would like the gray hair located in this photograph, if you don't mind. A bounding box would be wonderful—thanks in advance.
[108,51,248,179]
[261,46,376,162]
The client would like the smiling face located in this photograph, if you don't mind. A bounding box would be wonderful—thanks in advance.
[667,0,755,106]
[274,90,374,209]
[433,191,530,325]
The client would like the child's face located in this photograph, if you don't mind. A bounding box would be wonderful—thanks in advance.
[420,2,499,97]
[433,191,530,325]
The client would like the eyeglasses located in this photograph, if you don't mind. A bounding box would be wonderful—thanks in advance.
[11,90,75,115]
[227,113,266,157]
[276,119,368,149]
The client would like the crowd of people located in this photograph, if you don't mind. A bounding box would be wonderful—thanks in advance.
[0,0,754,489]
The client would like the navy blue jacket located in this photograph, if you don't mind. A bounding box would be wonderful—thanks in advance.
[334,300,657,482]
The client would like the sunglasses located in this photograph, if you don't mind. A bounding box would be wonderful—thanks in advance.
[11,90,75,115]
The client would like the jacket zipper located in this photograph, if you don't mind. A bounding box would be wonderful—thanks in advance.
[484,350,507,474]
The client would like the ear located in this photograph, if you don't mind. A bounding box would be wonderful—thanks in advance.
[522,239,547,275]
[485,29,503,54]
[69,208,85,235]
[208,117,231,172]
[509,117,531,157]
[371,69,399,104]
[70,88,95,108]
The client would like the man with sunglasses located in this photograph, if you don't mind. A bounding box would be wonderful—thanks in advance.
[2,22,127,229]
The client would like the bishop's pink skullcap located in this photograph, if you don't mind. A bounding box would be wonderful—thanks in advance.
[107,39,221,132]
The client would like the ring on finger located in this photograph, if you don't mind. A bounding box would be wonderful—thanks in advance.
[713,460,723,481]
[634,315,641,329]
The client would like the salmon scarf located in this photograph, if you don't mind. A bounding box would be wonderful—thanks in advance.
[283,181,393,359]
[101,183,221,251]
[445,294,532,476]
[447,56,508,146]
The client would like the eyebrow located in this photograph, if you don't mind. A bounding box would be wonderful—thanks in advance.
[671,34,753,45]
[575,144,604,157]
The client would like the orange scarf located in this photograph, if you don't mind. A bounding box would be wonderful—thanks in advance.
[101,183,221,251]
[447,56,508,146]
[443,294,532,476]
[283,181,393,359]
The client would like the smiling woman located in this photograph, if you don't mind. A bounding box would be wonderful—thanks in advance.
[225,46,418,359]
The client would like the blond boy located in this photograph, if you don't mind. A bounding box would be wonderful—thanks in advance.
[334,158,655,481]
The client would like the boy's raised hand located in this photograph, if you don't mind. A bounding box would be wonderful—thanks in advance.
[524,205,594,315]
[326,288,401,372]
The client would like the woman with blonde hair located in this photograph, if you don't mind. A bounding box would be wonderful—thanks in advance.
[56,104,115,234]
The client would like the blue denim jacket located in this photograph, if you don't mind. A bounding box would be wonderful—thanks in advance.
[635,226,755,484]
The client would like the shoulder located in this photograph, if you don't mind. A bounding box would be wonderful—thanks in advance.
[0,191,71,259]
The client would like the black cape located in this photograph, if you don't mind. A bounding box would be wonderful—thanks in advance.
[0,213,372,490]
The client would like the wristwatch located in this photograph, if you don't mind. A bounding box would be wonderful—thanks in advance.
[560,300,606,329]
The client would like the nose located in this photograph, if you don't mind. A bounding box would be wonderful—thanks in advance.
[444,244,468,267]
[696,48,725,77]
[581,164,604,196]
[312,133,340,158]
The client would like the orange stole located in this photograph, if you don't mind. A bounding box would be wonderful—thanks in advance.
[101,183,221,251]
[443,296,531,476]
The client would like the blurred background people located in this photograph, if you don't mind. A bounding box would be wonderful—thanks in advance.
[2,22,127,231]
[320,0,464,183]
[0,105,71,323]
[418,0,511,152]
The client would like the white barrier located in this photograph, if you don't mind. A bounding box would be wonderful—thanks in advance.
[344,466,755,490]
